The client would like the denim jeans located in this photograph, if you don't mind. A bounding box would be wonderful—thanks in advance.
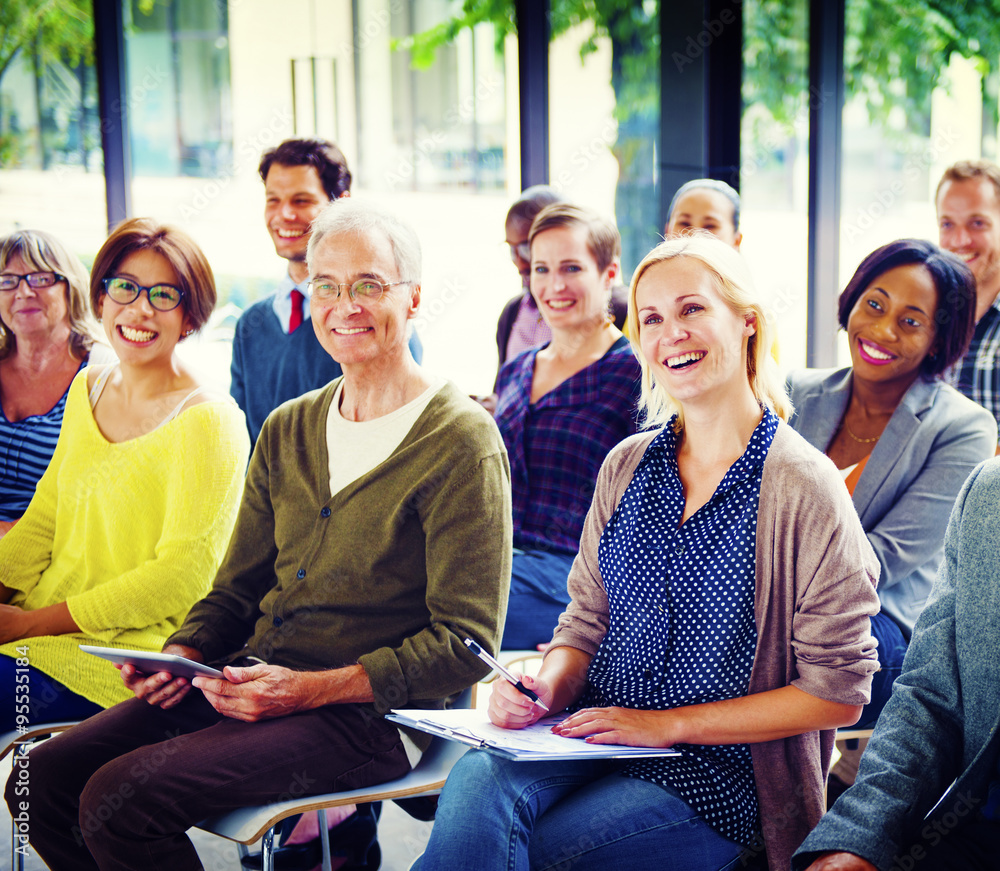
[500,548,577,650]
[857,609,908,729]
[414,750,745,871]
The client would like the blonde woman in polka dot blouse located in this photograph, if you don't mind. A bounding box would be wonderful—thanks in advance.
[417,234,881,871]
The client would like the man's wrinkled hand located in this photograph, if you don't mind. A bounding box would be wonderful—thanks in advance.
[193,664,317,722]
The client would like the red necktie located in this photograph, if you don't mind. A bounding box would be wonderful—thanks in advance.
[289,288,304,333]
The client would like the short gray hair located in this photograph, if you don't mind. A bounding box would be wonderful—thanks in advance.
[307,199,422,284]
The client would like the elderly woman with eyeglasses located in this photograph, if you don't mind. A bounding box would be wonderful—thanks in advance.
[0,218,249,728]
[0,230,111,539]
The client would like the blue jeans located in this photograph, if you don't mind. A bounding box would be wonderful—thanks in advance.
[857,610,908,729]
[414,751,744,871]
[0,655,103,730]
[501,549,577,649]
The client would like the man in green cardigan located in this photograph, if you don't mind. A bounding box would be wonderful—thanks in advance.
[12,200,513,871]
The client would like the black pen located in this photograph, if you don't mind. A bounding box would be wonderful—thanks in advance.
[464,638,550,712]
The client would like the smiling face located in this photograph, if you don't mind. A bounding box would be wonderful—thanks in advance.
[529,224,617,330]
[635,256,755,409]
[264,163,331,274]
[666,189,742,250]
[846,262,939,391]
[937,177,1000,306]
[309,229,419,369]
[99,249,190,364]
[0,253,70,343]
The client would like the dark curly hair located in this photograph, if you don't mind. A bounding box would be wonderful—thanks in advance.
[258,138,351,200]
[837,239,976,378]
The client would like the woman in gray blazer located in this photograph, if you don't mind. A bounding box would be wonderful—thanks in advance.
[787,239,996,748]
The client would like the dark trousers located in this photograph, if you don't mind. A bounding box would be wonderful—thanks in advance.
[907,819,1000,870]
[4,691,410,871]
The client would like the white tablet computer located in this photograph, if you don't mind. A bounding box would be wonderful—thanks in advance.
[79,645,224,679]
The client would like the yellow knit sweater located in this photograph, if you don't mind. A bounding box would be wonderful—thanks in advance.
[0,372,250,709]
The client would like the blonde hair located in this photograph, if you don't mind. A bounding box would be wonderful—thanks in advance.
[0,230,99,361]
[627,234,790,429]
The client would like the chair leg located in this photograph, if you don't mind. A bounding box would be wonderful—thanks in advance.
[260,826,275,871]
[318,808,332,871]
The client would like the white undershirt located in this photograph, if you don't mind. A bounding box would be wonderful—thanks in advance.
[839,463,857,480]
[326,376,446,497]
[325,376,447,767]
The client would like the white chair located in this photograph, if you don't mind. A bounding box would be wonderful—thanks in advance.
[2,721,80,871]
[196,689,474,871]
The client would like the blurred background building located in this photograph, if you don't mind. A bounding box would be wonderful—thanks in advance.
[2,0,999,393]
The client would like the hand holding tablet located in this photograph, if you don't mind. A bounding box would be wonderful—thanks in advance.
[80,645,225,679]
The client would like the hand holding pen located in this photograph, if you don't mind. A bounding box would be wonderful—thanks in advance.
[464,638,550,713]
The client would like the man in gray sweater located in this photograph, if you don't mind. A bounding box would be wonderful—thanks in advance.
[794,459,1000,870]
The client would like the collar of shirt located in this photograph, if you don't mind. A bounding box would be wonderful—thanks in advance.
[639,405,779,495]
[271,273,313,334]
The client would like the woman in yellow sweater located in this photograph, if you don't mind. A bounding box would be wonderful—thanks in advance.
[0,218,249,727]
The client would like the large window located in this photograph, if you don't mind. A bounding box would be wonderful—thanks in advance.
[741,0,811,369]
[0,2,106,256]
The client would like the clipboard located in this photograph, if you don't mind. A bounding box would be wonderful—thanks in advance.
[387,708,680,761]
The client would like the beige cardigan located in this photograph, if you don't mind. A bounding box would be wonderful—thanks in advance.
[550,421,881,871]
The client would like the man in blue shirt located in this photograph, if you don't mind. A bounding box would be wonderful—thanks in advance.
[231,138,422,442]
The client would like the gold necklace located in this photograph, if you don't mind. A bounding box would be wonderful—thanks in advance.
[843,421,881,444]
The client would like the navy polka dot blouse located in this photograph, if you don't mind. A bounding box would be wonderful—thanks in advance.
[579,406,779,847]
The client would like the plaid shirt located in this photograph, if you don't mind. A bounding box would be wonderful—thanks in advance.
[495,335,641,555]
[951,296,1000,434]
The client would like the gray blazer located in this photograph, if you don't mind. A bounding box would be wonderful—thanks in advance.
[794,458,1000,870]
[787,368,997,634]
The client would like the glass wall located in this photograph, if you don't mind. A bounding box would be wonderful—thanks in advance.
[836,0,995,366]
[741,0,811,369]
[123,0,514,394]
[0,1,106,258]
[549,5,660,280]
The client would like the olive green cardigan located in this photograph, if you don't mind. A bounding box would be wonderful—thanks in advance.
[170,379,512,727]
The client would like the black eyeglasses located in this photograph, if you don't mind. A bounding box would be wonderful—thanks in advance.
[0,272,65,291]
[102,277,185,312]
[306,277,410,303]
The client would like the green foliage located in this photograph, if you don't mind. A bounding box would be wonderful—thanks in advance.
[0,0,93,86]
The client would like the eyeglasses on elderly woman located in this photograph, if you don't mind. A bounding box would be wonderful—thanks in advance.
[0,272,66,291]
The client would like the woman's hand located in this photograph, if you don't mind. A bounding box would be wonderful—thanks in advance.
[120,643,203,709]
[488,672,553,730]
[0,601,78,643]
[553,706,678,747]
[0,604,31,645]
[803,853,877,871]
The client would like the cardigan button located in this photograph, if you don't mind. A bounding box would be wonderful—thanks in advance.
[320,507,331,518]
[297,569,306,579]
[673,542,685,556]
[273,616,283,627]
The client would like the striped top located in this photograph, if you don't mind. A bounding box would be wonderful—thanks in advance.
[0,361,84,521]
